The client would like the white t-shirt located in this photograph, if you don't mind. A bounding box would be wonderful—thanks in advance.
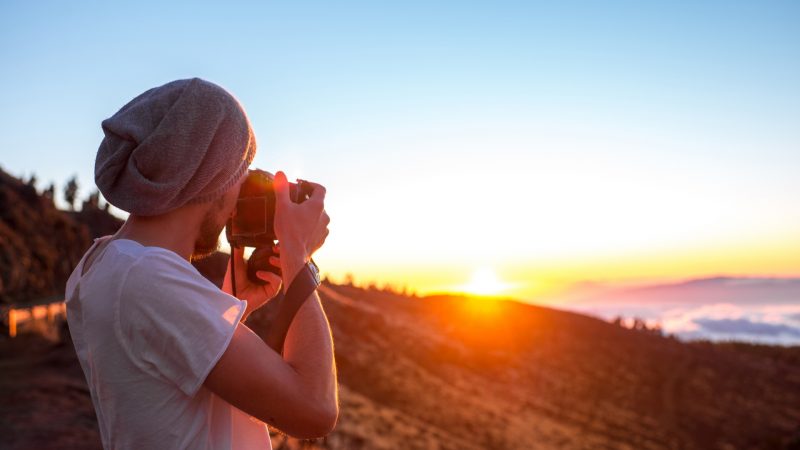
[65,236,272,450]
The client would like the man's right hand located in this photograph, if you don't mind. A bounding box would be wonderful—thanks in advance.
[205,171,338,439]
[272,171,330,287]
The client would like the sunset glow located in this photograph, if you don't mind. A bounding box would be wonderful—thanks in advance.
[2,1,798,310]
[458,267,510,297]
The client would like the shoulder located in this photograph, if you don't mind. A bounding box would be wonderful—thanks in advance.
[116,243,244,339]
[120,243,211,289]
[116,243,241,322]
[119,242,241,306]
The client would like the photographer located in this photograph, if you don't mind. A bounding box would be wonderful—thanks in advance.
[64,78,338,449]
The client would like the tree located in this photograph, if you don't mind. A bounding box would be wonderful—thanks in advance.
[84,189,100,209]
[43,183,55,202]
[64,176,79,210]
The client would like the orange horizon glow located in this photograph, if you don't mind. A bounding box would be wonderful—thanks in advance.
[315,232,800,305]
[454,267,513,297]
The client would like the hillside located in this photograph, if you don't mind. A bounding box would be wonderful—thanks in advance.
[2,282,799,449]
[306,284,800,449]
[0,168,123,305]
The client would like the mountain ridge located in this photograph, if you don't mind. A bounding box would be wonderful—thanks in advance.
[570,274,800,306]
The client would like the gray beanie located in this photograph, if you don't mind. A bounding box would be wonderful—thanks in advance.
[95,77,256,216]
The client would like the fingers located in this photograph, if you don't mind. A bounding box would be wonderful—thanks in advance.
[321,210,330,227]
[274,171,291,207]
[256,270,281,285]
[272,173,329,257]
[314,227,330,251]
[256,270,282,298]
[278,174,326,209]
[318,211,331,236]
[302,180,326,205]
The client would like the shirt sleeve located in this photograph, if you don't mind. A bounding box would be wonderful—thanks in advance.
[115,249,246,397]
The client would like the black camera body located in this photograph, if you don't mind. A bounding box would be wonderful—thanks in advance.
[226,169,314,284]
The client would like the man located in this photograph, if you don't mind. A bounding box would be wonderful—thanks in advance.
[65,78,338,449]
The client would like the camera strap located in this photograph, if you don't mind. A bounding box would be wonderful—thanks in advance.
[229,245,320,355]
[264,260,320,355]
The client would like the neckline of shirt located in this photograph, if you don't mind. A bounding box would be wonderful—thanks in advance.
[109,238,190,262]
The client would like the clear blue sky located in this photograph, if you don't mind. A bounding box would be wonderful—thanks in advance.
[1,1,798,297]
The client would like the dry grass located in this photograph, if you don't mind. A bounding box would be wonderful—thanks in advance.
[1,283,799,449]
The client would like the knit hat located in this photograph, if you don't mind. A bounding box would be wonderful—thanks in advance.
[95,77,256,216]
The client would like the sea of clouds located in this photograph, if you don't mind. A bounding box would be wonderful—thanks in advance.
[561,277,800,346]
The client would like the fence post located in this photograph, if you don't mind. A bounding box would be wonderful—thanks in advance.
[9,308,16,338]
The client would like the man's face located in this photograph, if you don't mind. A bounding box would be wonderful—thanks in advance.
[191,175,246,260]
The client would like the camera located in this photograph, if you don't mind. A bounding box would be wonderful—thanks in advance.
[226,169,314,284]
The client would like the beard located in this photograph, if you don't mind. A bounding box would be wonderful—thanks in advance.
[191,207,226,261]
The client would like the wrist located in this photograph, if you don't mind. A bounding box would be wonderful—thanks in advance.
[278,239,307,260]
[279,241,308,293]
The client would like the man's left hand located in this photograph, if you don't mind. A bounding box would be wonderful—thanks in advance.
[222,244,283,321]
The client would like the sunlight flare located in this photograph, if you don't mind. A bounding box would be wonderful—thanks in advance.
[459,267,510,297]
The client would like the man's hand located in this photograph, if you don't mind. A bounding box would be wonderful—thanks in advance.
[273,171,330,288]
[206,172,338,439]
[222,244,283,321]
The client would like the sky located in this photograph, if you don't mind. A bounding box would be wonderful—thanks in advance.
[1,0,799,303]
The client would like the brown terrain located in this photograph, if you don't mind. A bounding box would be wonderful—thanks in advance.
[1,168,800,449]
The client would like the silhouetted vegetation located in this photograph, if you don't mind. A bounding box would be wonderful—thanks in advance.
[63,175,79,211]
[612,315,664,336]
[0,168,122,305]
[42,183,55,202]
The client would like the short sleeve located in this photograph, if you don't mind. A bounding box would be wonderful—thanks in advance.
[116,250,246,397]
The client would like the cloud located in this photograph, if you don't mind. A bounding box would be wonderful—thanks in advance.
[694,318,800,338]
[567,301,800,345]
[660,303,744,333]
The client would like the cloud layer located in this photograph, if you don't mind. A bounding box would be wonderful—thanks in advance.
[565,279,800,346]
[571,303,800,345]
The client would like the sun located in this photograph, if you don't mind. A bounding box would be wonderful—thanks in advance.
[459,267,509,297]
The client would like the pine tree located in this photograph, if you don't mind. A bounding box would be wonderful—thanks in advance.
[64,176,79,210]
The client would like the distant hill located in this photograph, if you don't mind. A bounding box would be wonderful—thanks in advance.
[294,284,800,449]
[563,275,800,344]
[0,168,122,304]
[571,276,800,306]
